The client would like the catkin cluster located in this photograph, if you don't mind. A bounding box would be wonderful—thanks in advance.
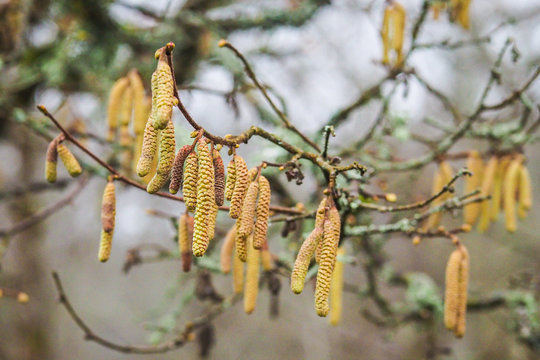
[444,244,469,338]
[381,1,406,66]
[44,135,82,182]
[290,196,342,317]
[146,119,176,194]
[99,178,116,263]
[421,161,454,233]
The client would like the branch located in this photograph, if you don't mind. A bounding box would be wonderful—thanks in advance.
[0,178,73,201]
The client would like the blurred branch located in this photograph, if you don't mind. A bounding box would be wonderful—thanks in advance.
[0,178,73,201]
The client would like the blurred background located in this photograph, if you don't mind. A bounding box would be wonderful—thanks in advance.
[1,0,540,359]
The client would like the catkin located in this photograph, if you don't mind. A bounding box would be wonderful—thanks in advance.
[329,247,346,326]
[169,145,192,194]
[464,150,484,226]
[382,2,406,66]
[232,246,244,294]
[503,158,522,233]
[238,180,259,238]
[45,137,58,183]
[315,198,328,263]
[235,218,248,262]
[183,152,198,212]
[107,77,130,141]
[244,236,260,314]
[147,119,176,194]
[254,176,271,250]
[129,69,147,136]
[444,245,469,338]
[57,143,82,177]
[137,115,159,177]
[192,138,215,257]
[225,157,236,201]
[425,162,453,229]
[315,206,341,317]
[99,179,116,262]
[179,213,192,272]
[151,50,175,130]
[490,156,509,220]
[229,155,248,219]
[213,149,225,206]
[208,200,218,241]
[220,226,237,274]
[291,227,323,294]
[518,164,532,219]
[119,85,133,146]
[477,156,498,233]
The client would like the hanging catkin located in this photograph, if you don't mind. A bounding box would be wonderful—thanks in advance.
[57,143,82,177]
[244,235,260,314]
[151,49,175,130]
[129,69,147,137]
[207,200,218,241]
[503,157,522,233]
[253,176,271,250]
[490,156,509,220]
[235,218,247,262]
[147,119,176,194]
[133,96,152,175]
[225,157,236,201]
[99,179,116,262]
[315,206,341,317]
[382,2,406,66]
[213,149,225,206]
[229,155,248,219]
[107,77,130,141]
[518,164,532,219]
[291,227,323,294]
[238,180,259,238]
[444,245,469,338]
[232,246,244,294]
[220,226,237,274]
[477,156,498,233]
[118,85,133,147]
[178,213,192,272]
[329,247,346,326]
[136,115,159,177]
[464,150,484,225]
[315,198,328,263]
[45,137,59,183]
[183,152,198,212]
[192,138,215,257]
[169,145,192,194]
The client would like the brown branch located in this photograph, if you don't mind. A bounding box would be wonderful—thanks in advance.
[52,271,238,354]
[0,176,88,238]
[0,178,73,201]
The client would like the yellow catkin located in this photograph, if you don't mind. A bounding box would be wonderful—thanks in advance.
[254,176,271,250]
[244,235,260,314]
[291,227,323,294]
[225,157,236,201]
[179,213,192,272]
[151,50,175,130]
[107,77,130,141]
[444,245,469,338]
[147,119,176,193]
[57,143,82,177]
[45,137,58,183]
[381,6,391,65]
[477,156,498,233]
[183,152,198,212]
[452,0,471,29]
[229,155,248,219]
[517,164,531,219]
[425,162,453,229]
[382,2,406,66]
[129,69,147,136]
[213,149,225,207]
[208,200,219,241]
[99,179,116,262]
[220,226,237,274]
[119,85,133,146]
[235,218,248,262]
[464,150,484,225]
[232,246,244,294]
[17,292,29,303]
[261,242,274,271]
[133,97,152,175]
[439,161,454,189]
[503,158,522,232]
[490,156,509,220]
[136,115,159,177]
[192,138,215,257]
[315,206,341,317]
[329,247,346,326]
[238,180,259,238]
[315,198,328,263]
[431,2,447,20]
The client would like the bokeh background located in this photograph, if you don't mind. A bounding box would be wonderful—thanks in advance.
[1,0,540,359]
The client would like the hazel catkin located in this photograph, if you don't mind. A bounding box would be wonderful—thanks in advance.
[169,145,192,194]
[244,235,260,314]
[57,143,82,177]
[329,247,346,326]
[229,155,248,219]
[253,176,271,250]
[477,156,498,233]
[315,206,341,317]
[503,157,522,233]
[45,137,59,183]
[314,198,328,263]
[518,164,532,219]
[444,245,469,338]
[137,115,159,177]
[225,157,236,201]
[235,218,247,262]
[129,69,147,137]
[179,213,192,272]
[291,227,323,294]
[213,149,225,206]
[232,246,244,294]
[118,85,133,146]
[147,119,176,194]
[151,49,175,130]
[107,77,130,141]
[192,138,215,257]
[183,152,198,212]
[99,179,116,262]
[238,180,259,238]
[463,150,484,226]
[220,226,237,274]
